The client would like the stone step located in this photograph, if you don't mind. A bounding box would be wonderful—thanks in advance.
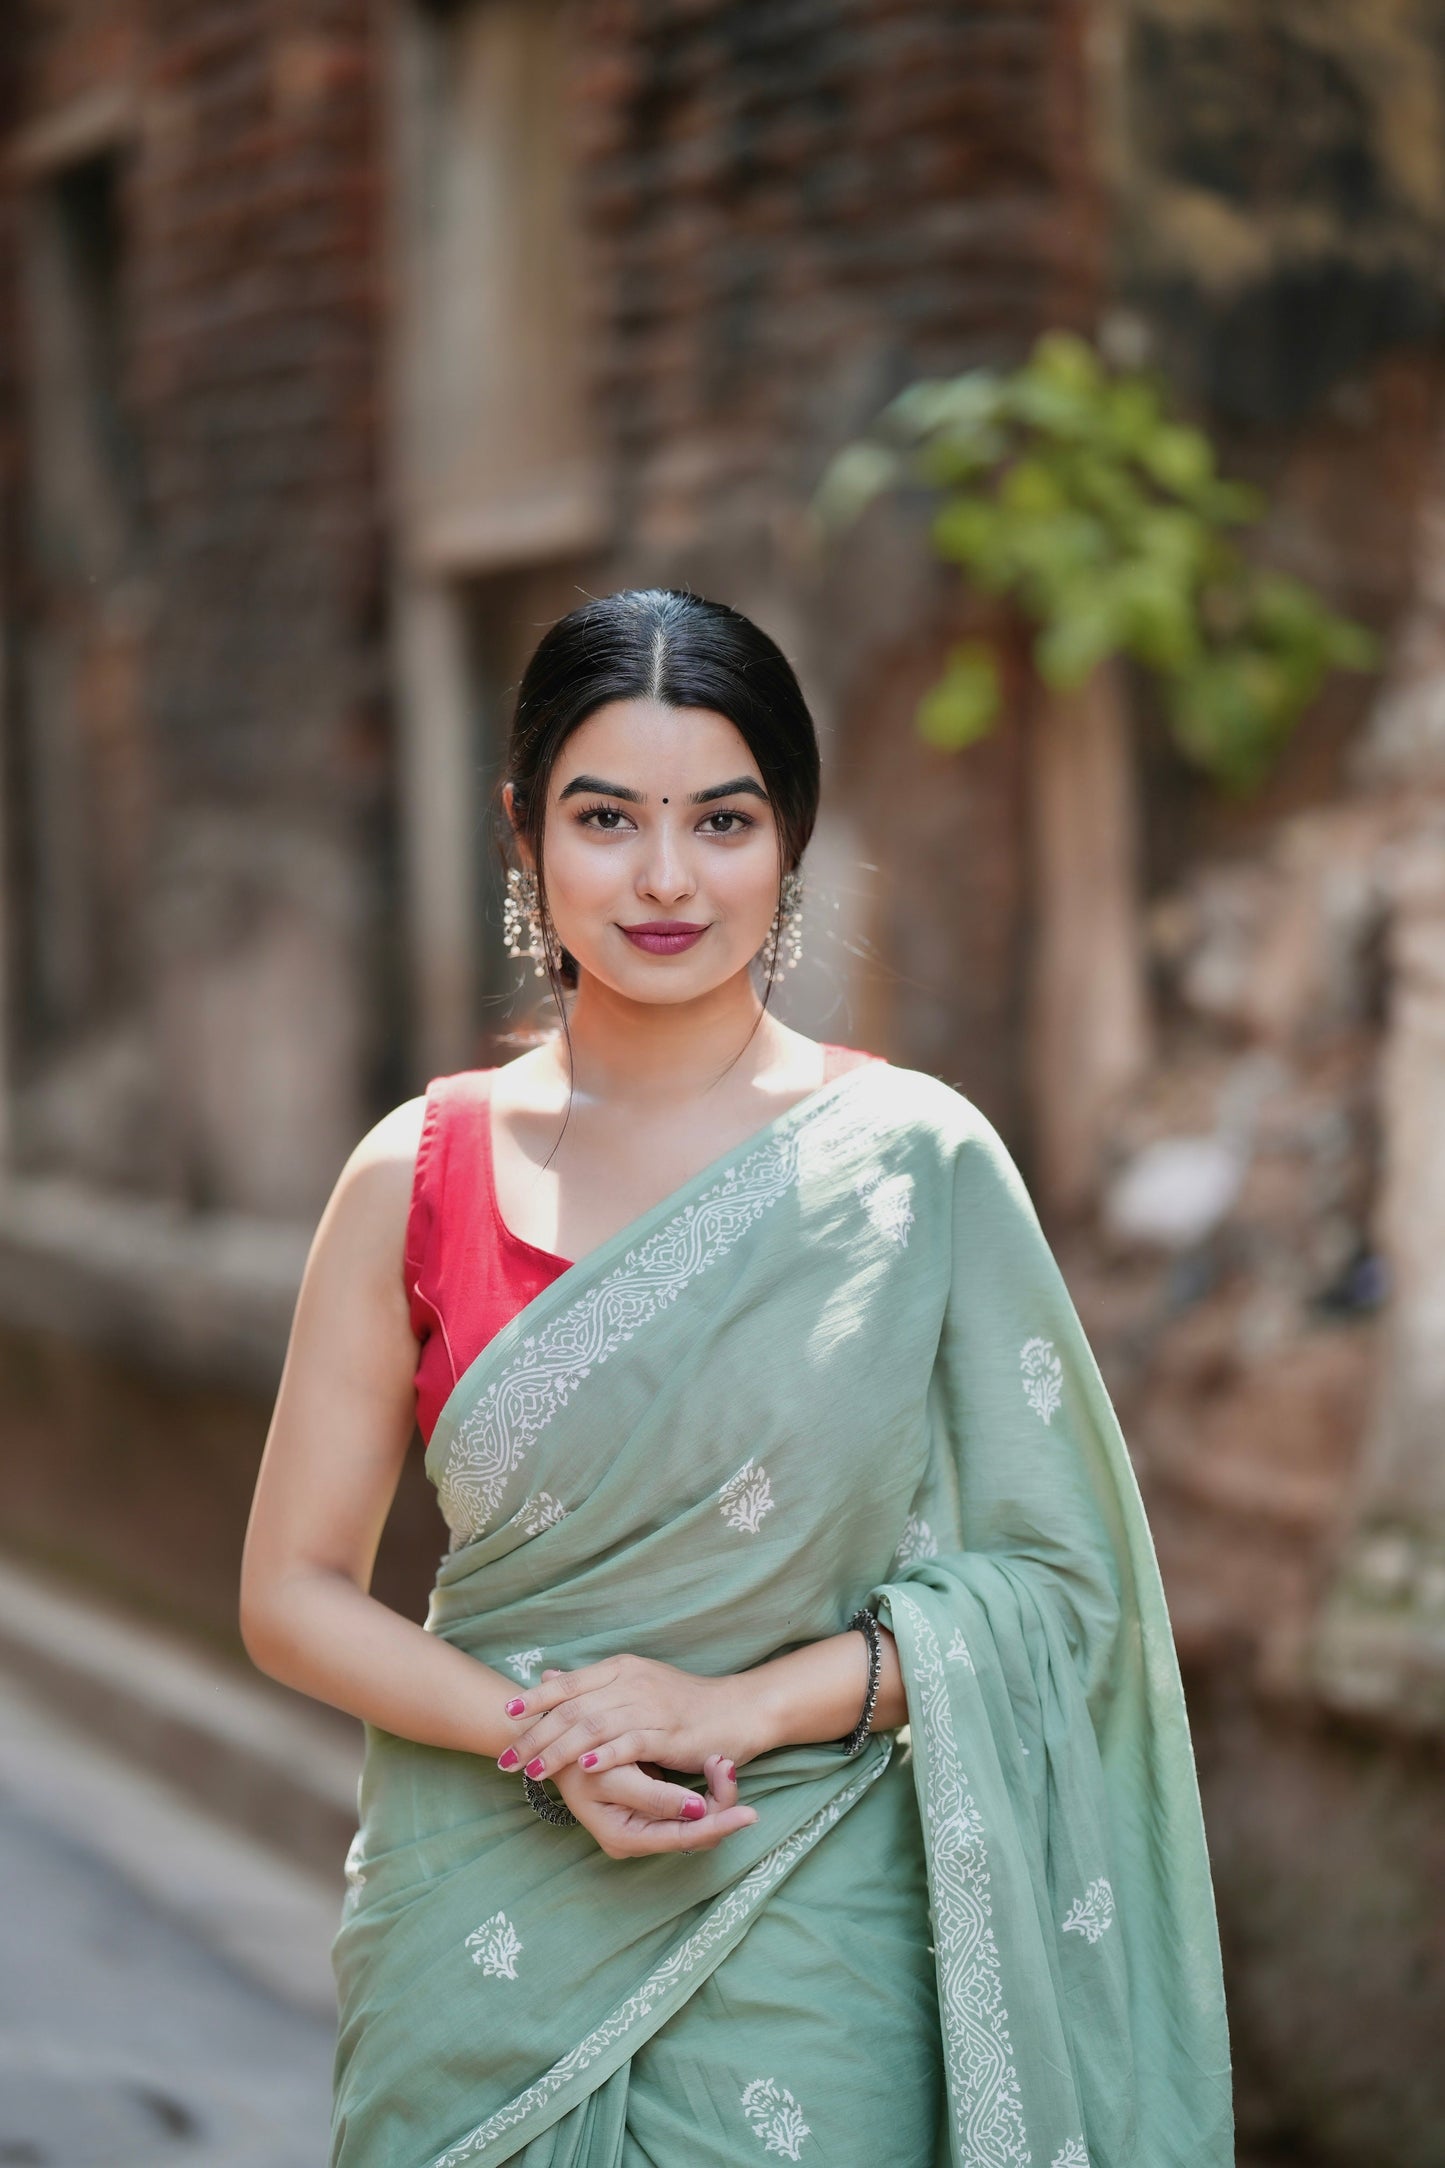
[0,1549,360,1881]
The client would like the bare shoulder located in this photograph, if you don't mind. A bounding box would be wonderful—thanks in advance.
[349,1093,429,1174]
[308,1094,429,1298]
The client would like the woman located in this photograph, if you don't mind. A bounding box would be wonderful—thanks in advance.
[240,588,1233,2168]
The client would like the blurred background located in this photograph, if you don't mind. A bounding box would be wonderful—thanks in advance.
[1,2,1443,2162]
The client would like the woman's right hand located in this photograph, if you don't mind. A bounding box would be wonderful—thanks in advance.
[552,1750,759,1859]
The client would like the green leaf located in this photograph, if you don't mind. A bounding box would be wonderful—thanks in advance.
[916,642,1002,750]
[1034,590,1121,688]
[1103,375,1164,454]
[1062,447,1146,530]
[930,495,1002,570]
[814,330,1383,800]
[1113,561,1201,672]
[1140,422,1216,496]
[1005,373,1097,443]
[1324,617,1382,671]
[1194,477,1266,526]
[809,441,901,533]
[879,371,1004,446]
[1029,330,1105,395]
[916,431,1005,490]
[1133,506,1210,581]
[999,457,1069,518]
[1009,508,1111,598]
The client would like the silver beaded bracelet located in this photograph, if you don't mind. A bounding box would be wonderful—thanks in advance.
[840,1606,882,1756]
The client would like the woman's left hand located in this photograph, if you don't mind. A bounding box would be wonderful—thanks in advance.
[496,1658,759,1784]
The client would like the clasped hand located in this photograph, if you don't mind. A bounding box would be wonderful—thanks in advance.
[496,1657,760,1859]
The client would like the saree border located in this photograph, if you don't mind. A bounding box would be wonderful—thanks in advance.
[426,1060,889,1546]
[427,1736,894,2168]
[888,1588,1031,2168]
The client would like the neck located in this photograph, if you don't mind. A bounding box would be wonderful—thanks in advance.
[547,968,796,1104]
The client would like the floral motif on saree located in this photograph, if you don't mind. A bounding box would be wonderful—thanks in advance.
[740,2077,812,2158]
[1061,1878,1116,1945]
[330,1061,1233,2167]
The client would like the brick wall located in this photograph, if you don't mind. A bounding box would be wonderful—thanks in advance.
[567,0,1102,1135]
[4,2,392,1215]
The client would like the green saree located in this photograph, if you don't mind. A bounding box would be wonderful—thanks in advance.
[330,1059,1233,2167]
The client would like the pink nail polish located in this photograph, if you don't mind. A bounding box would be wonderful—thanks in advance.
[524,1756,545,1779]
[681,1796,706,1821]
[504,1698,526,1717]
[497,1747,519,1770]
[580,1752,599,1769]
[725,1761,737,1782]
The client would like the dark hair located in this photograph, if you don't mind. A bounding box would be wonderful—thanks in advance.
[502,588,821,1015]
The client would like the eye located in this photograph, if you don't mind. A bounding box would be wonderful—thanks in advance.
[576,802,634,832]
[700,809,756,835]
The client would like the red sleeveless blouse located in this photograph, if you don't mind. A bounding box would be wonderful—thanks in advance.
[404,1045,879,1445]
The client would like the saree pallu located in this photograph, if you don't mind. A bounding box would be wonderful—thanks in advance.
[331,1061,1234,2167]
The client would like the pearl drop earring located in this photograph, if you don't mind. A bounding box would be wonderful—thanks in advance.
[502,865,554,978]
[761,868,805,982]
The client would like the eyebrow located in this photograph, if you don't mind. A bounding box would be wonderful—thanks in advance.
[556,773,770,806]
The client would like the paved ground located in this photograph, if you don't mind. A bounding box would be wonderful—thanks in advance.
[0,1667,341,2166]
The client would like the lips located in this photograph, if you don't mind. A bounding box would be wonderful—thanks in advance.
[621,922,709,955]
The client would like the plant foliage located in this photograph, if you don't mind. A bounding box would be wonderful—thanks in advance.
[809,332,1381,792]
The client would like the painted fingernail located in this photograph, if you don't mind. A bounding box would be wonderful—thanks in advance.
[504,1698,526,1717]
[725,1761,737,1782]
[580,1752,599,1769]
[681,1797,707,1821]
[497,1748,519,1770]
[524,1756,546,1779]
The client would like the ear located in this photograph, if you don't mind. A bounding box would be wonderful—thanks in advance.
[502,781,536,873]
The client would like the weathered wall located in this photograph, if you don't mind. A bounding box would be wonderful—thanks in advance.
[0,0,1105,1649]
[1103,0,1445,848]
[0,1316,443,1650]
[3,1,392,1219]
[564,0,1105,1135]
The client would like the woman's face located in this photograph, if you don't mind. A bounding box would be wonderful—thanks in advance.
[510,697,784,1002]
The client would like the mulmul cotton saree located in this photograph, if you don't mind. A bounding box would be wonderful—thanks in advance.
[330,1058,1233,2167]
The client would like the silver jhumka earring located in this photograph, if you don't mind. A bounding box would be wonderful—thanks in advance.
[502,865,556,978]
[761,868,805,982]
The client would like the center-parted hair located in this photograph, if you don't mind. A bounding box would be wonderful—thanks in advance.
[503,588,822,997]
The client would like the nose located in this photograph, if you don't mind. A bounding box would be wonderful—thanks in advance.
[637,816,697,907]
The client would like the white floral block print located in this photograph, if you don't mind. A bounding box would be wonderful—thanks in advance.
[465,1911,522,1980]
[741,2078,812,2159]
[342,1831,367,1908]
[855,1168,915,1247]
[435,1094,879,1544]
[1060,1877,1115,1945]
[1020,1335,1064,1424]
[945,1628,974,1671]
[891,1513,940,1571]
[517,1491,568,1536]
[504,1649,545,1684]
[719,1458,775,1534]
[1052,2141,1089,2168]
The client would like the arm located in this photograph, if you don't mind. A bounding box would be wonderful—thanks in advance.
[492,1618,908,1785]
[743,1621,907,1753]
[240,1102,756,1852]
[238,1096,534,1764]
